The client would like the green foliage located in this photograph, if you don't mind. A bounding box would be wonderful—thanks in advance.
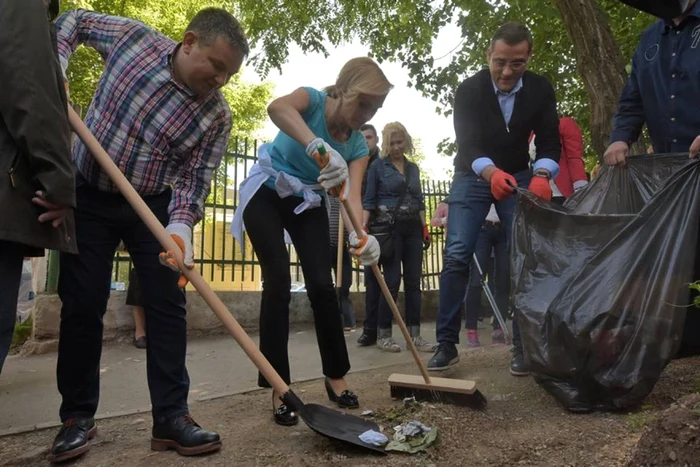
[11,316,33,352]
[689,281,700,308]
[59,0,272,140]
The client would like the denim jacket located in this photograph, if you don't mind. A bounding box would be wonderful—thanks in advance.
[362,157,425,223]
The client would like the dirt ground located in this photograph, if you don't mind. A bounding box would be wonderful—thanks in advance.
[1,346,699,467]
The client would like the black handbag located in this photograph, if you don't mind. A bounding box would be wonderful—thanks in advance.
[368,165,411,264]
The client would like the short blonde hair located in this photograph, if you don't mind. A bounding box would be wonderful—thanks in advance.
[324,57,393,101]
[380,122,414,158]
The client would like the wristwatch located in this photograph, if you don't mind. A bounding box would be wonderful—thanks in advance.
[533,170,550,179]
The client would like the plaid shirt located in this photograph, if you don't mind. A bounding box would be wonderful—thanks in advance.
[56,10,232,227]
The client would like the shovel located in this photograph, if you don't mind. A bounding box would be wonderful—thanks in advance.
[67,106,386,454]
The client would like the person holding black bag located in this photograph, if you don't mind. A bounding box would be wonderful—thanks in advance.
[362,122,435,353]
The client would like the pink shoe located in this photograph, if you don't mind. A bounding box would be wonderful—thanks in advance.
[492,328,506,345]
[466,329,481,348]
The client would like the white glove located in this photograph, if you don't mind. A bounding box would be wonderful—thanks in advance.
[348,231,380,266]
[573,180,588,192]
[159,222,194,270]
[305,138,349,192]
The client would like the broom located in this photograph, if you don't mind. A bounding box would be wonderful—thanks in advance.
[315,144,487,409]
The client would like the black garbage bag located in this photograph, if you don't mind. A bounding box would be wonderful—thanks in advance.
[512,154,700,412]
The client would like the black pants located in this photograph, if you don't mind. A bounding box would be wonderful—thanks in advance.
[377,219,423,330]
[243,186,350,387]
[57,184,188,423]
[0,241,24,375]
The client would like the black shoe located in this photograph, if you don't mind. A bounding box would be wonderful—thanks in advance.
[49,417,97,463]
[272,393,299,426]
[357,332,377,347]
[151,414,221,456]
[427,342,460,371]
[324,377,359,409]
[510,347,530,376]
[133,336,147,349]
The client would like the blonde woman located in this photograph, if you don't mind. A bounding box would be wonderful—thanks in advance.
[232,57,392,426]
[362,122,436,353]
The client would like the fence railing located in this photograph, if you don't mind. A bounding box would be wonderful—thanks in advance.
[111,139,451,292]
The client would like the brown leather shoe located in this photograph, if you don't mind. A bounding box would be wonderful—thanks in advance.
[151,414,221,456]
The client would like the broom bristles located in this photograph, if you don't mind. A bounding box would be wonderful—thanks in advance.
[389,383,488,410]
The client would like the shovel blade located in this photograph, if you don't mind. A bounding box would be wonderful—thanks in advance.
[299,403,387,454]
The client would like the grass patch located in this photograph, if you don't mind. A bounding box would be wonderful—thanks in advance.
[624,406,657,432]
[10,316,33,352]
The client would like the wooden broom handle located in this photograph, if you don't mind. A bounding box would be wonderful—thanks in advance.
[67,106,291,395]
[340,201,432,384]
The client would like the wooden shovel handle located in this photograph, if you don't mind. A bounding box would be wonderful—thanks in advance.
[67,106,291,395]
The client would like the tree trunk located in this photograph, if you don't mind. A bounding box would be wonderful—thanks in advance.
[551,0,647,157]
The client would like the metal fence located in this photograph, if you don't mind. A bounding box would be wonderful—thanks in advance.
[112,139,451,292]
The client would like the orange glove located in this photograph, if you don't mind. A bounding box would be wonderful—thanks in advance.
[158,223,194,288]
[528,175,552,201]
[489,170,517,200]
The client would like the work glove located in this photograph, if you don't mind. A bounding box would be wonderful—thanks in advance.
[158,222,194,288]
[348,231,380,266]
[422,224,431,250]
[528,175,552,201]
[306,138,349,198]
[489,169,516,201]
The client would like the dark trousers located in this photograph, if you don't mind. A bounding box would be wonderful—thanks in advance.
[330,243,356,328]
[378,219,423,330]
[243,186,350,387]
[464,222,509,330]
[0,241,24,375]
[437,170,530,348]
[57,184,188,423]
[363,265,380,335]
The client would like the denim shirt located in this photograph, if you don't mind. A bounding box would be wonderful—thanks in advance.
[610,3,700,152]
[362,157,425,220]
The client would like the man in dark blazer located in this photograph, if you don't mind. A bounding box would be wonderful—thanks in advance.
[428,22,561,376]
[0,0,77,375]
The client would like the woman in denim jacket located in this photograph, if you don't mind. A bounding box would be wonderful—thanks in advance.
[362,122,436,353]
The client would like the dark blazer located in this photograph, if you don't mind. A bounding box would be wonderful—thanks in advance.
[0,0,77,255]
[453,69,561,175]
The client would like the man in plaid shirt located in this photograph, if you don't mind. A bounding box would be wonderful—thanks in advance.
[50,7,248,462]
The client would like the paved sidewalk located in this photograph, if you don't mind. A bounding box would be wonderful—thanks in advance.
[0,323,447,435]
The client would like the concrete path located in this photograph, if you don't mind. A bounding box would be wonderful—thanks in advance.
[0,323,450,435]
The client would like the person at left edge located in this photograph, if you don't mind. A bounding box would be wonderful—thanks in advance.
[50,7,248,462]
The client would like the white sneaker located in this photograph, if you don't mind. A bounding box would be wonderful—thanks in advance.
[377,337,401,353]
[412,335,438,353]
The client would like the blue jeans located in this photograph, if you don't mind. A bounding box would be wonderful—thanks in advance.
[464,222,509,330]
[437,170,530,347]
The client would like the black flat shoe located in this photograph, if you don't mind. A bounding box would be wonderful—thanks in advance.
[272,393,298,426]
[324,377,359,409]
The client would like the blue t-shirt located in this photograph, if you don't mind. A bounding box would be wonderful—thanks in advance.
[264,87,369,195]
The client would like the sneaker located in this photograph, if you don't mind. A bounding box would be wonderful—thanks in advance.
[357,332,377,347]
[491,328,506,345]
[377,336,401,352]
[466,329,481,348]
[411,335,438,353]
[427,342,459,371]
[510,346,530,377]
